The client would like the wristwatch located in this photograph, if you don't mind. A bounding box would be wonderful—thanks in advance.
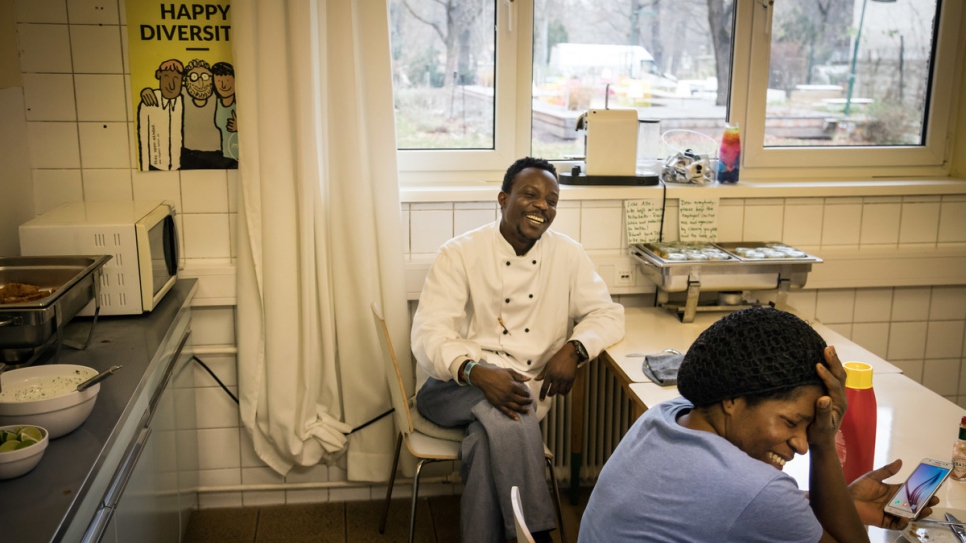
[569,340,589,362]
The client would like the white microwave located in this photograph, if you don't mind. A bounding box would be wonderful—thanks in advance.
[19,201,179,315]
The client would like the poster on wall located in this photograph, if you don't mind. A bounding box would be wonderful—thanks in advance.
[126,1,237,171]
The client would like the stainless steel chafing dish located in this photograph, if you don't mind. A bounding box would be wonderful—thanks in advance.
[630,242,822,322]
[0,255,111,367]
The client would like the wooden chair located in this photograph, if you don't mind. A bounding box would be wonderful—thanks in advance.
[371,302,566,543]
[511,485,538,543]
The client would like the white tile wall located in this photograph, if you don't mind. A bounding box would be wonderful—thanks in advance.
[580,200,622,250]
[74,74,127,121]
[17,24,73,72]
[742,198,783,242]
[717,199,743,242]
[82,168,132,201]
[782,198,823,247]
[183,214,232,259]
[853,288,893,323]
[938,198,966,244]
[78,122,129,168]
[892,287,932,321]
[859,198,901,246]
[67,0,120,24]
[899,199,941,245]
[815,289,856,324]
[27,122,80,169]
[15,0,68,23]
[32,168,83,214]
[22,74,76,121]
[69,24,123,74]
[888,321,928,360]
[181,170,229,213]
[850,322,890,359]
[821,198,862,248]
[132,169,181,204]
[551,201,580,241]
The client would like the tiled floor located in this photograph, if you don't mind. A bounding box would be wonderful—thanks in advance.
[183,488,591,543]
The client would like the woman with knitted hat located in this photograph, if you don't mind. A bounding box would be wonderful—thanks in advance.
[578,307,936,543]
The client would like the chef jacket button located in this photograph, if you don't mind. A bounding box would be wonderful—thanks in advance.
[505,298,510,303]
[532,260,536,264]
[525,328,529,333]
[503,330,508,335]
[527,360,532,366]
[506,261,510,266]
[529,294,533,298]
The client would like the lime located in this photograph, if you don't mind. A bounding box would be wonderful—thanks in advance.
[14,441,32,450]
[0,440,19,453]
[20,436,38,446]
[0,430,15,443]
[19,427,43,442]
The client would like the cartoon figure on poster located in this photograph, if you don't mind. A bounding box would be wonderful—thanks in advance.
[127,1,236,171]
[137,58,237,170]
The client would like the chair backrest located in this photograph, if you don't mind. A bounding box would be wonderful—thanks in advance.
[371,302,415,437]
[511,486,537,543]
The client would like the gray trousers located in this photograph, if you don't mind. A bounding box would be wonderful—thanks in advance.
[416,377,556,542]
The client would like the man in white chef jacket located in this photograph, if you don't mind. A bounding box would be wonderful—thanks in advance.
[411,157,625,543]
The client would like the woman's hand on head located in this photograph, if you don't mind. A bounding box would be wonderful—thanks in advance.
[807,346,849,446]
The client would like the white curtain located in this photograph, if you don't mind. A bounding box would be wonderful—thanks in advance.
[233,0,411,481]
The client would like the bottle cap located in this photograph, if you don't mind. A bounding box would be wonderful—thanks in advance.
[961,416,966,427]
[843,362,873,389]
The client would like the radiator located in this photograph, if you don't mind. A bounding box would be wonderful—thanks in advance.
[540,358,635,485]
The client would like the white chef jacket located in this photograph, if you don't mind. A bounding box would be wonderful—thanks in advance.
[411,221,625,419]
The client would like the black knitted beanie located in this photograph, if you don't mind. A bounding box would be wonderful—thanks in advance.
[677,307,828,408]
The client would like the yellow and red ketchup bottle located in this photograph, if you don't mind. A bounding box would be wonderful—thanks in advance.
[836,362,876,484]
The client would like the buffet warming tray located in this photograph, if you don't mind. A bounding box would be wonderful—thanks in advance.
[630,242,822,322]
[0,255,111,366]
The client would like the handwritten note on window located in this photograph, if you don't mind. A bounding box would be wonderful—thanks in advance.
[679,198,719,242]
[624,199,663,244]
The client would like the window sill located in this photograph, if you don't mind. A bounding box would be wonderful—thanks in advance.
[400,177,966,203]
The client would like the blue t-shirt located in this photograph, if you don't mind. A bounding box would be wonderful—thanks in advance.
[578,397,823,543]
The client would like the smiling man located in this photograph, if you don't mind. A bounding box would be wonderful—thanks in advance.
[411,157,624,543]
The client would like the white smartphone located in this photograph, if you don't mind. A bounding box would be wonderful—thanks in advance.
[883,458,953,519]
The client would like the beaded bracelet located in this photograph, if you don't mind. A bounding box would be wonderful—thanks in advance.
[463,360,480,386]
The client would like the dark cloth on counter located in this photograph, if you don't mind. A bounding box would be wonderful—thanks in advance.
[642,352,684,386]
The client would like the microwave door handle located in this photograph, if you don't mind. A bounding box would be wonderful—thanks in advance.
[163,215,179,276]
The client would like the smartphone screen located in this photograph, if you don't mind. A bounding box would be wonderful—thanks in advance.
[888,461,952,517]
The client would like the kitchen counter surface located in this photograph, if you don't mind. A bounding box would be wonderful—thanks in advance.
[0,279,197,542]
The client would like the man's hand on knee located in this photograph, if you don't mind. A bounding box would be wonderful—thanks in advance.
[470,364,533,420]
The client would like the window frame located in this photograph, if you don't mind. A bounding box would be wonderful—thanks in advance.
[394,0,965,184]
[394,0,525,183]
[736,0,963,179]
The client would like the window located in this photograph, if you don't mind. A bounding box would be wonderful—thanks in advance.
[738,0,961,174]
[388,0,963,181]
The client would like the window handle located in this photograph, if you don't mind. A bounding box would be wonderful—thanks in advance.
[504,0,514,33]
[760,0,774,37]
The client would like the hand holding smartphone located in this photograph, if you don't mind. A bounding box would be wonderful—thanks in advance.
[883,458,953,519]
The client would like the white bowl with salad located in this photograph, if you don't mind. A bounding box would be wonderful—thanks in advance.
[0,365,100,438]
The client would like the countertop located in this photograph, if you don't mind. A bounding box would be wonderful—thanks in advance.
[0,279,197,542]
[604,307,901,386]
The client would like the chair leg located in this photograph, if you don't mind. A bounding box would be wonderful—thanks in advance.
[409,459,430,543]
[547,456,567,543]
[379,435,403,534]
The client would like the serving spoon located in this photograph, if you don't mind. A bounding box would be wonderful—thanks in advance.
[77,365,122,392]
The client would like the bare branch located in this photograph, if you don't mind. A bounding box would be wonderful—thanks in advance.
[402,0,448,42]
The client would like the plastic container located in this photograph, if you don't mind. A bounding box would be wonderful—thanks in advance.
[951,416,966,481]
[717,124,741,184]
[836,361,877,484]
[636,119,661,175]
